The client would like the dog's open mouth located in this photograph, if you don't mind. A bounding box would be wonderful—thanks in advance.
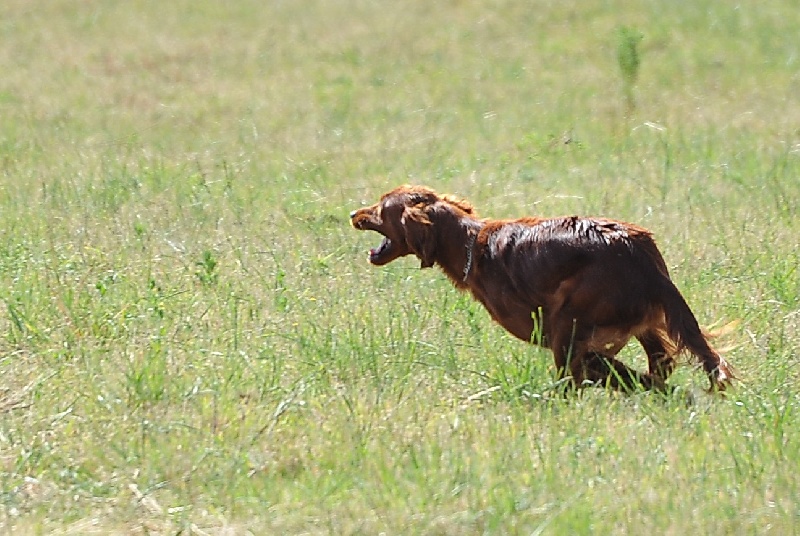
[369,236,392,264]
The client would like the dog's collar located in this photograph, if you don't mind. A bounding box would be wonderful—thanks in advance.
[462,230,478,282]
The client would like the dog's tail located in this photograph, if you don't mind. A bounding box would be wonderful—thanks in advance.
[658,276,734,391]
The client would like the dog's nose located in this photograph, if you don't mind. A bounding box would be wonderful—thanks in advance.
[349,210,357,219]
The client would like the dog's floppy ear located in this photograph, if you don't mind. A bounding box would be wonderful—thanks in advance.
[401,206,436,269]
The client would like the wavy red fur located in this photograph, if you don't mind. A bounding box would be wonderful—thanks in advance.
[351,185,734,392]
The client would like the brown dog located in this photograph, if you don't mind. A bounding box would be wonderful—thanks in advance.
[351,184,733,392]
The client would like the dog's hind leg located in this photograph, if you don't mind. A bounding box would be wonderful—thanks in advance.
[582,353,666,392]
[637,330,676,383]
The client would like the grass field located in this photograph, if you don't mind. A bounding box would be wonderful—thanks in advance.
[1,0,799,533]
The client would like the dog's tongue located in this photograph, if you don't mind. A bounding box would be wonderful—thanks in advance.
[369,237,390,260]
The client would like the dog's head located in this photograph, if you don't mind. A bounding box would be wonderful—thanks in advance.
[350,184,474,269]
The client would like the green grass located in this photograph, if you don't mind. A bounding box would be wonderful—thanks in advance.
[1,0,799,533]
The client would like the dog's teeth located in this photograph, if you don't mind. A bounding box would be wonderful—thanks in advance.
[368,237,391,261]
